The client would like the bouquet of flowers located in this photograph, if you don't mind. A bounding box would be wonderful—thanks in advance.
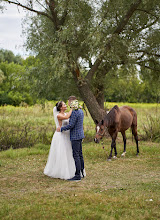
[70,100,82,110]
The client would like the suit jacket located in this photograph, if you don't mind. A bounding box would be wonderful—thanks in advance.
[61,109,85,141]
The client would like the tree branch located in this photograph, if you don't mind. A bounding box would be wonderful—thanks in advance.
[141,65,160,72]
[59,9,68,26]
[114,0,142,34]
[86,0,142,82]
[136,8,159,19]
[135,17,159,33]
[85,54,105,82]
[59,0,69,26]
[35,0,49,12]
[4,0,53,21]
[45,0,49,5]
[136,50,160,58]
[137,61,160,72]
[48,0,59,30]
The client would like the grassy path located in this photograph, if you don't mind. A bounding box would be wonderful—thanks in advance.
[0,140,160,220]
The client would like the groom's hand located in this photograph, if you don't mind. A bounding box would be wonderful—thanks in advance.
[57,126,61,132]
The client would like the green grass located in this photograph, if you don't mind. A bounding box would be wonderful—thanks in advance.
[0,102,160,150]
[0,102,160,219]
[0,140,160,220]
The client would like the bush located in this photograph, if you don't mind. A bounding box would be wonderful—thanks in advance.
[0,122,53,151]
[0,92,13,105]
[142,115,160,142]
[0,91,33,106]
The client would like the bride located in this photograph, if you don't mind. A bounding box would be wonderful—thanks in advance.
[44,101,76,180]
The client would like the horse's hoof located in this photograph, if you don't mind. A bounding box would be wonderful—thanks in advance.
[136,154,139,157]
[113,156,117,159]
[107,158,112,161]
[121,152,126,157]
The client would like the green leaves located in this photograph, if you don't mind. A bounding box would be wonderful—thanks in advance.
[1,0,160,111]
[0,50,36,105]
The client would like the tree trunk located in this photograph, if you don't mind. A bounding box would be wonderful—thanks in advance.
[75,78,105,122]
[94,73,105,110]
[93,64,112,110]
[96,89,105,110]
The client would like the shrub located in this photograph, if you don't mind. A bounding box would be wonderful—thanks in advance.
[0,92,13,105]
[0,122,53,151]
[0,91,33,106]
[142,115,160,142]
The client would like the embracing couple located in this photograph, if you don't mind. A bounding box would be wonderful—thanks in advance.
[44,96,86,181]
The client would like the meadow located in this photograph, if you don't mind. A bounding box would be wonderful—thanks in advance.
[0,102,160,219]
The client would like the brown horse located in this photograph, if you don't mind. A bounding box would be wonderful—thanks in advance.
[94,105,139,161]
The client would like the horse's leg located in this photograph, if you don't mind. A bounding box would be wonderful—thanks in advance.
[121,131,127,157]
[113,137,118,159]
[108,139,115,161]
[108,132,117,161]
[113,144,118,159]
[131,125,139,156]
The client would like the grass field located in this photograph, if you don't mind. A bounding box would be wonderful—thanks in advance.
[0,102,160,219]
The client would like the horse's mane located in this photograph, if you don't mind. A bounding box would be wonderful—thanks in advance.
[105,105,120,126]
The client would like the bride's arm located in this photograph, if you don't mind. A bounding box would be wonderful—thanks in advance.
[57,109,73,120]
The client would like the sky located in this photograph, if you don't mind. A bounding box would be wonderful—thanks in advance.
[0,4,29,57]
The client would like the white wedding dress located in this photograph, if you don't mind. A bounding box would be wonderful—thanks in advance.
[44,107,76,179]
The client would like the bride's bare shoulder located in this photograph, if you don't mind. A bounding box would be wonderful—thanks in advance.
[57,113,65,120]
[57,112,70,120]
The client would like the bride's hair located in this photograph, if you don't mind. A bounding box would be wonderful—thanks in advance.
[56,101,63,111]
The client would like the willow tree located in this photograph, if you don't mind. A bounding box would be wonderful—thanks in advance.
[2,0,160,121]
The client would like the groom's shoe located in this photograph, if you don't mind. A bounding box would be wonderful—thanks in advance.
[68,175,81,182]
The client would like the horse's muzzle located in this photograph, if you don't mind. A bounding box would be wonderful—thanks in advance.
[94,138,99,143]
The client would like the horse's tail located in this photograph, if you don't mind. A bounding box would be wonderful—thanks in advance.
[130,128,134,142]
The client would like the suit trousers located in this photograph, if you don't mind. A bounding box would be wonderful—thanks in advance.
[71,139,84,177]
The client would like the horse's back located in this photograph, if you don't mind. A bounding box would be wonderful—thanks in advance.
[119,106,137,131]
[120,106,137,120]
[120,105,136,113]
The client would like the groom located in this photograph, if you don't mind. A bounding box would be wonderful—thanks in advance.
[57,96,85,181]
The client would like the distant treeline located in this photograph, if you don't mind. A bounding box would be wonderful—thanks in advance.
[0,49,159,106]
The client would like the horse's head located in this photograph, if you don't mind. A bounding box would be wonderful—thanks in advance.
[94,119,105,143]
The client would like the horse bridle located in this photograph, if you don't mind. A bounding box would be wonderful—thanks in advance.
[96,127,108,137]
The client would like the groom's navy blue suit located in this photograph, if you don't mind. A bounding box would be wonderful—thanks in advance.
[61,109,85,178]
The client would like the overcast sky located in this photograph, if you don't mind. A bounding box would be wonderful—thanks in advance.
[0,4,29,57]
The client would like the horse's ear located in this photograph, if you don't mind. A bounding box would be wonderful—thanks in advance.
[101,120,104,125]
[95,120,98,125]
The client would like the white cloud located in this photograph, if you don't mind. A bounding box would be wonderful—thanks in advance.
[0,4,29,57]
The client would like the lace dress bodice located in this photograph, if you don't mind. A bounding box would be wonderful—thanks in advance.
[62,118,69,126]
